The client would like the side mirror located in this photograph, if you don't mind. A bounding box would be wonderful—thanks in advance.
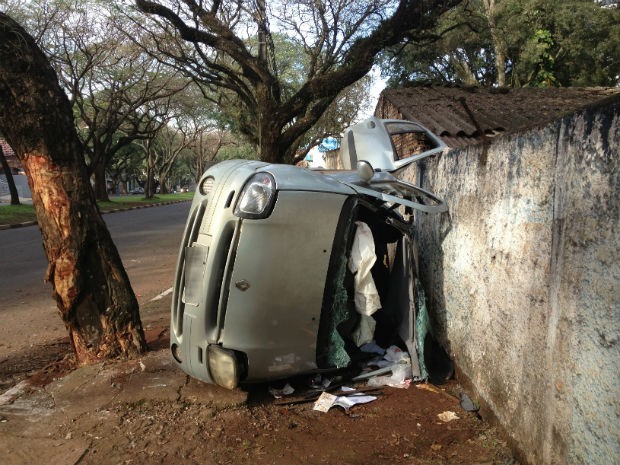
[357,160,374,184]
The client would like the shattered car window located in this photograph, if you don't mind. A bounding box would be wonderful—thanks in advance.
[385,122,438,161]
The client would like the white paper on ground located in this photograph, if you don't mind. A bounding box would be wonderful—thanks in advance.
[313,387,377,412]
[437,411,460,422]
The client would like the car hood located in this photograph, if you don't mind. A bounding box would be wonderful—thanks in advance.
[198,160,445,214]
[262,163,357,195]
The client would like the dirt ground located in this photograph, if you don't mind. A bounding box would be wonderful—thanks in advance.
[74,384,511,465]
[0,321,515,465]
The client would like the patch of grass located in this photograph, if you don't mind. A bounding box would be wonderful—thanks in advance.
[0,193,193,226]
[0,203,36,225]
[112,192,193,204]
[98,193,193,212]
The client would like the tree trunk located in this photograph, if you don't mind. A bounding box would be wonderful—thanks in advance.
[0,13,147,364]
[483,0,507,87]
[145,159,155,199]
[258,132,284,163]
[257,99,285,163]
[158,172,169,194]
[93,161,110,202]
[0,144,20,205]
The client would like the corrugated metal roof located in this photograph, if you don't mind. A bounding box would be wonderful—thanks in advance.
[0,137,21,170]
[0,138,15,157]
[377,86,620,148]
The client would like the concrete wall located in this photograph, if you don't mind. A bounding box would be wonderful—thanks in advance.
[399,98,619,465]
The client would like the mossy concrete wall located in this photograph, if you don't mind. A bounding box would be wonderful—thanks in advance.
[400,98,619,465]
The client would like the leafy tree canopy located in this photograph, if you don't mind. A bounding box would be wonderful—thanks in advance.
[381,0,620,88]
[132,0,460,163]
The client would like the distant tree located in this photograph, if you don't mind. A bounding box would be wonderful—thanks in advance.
[11,0,189,201]
[0,140,20,205]
[54,9,187,201]
[134,0,461,163]
[382,0,620,88]
[148,126,191,194]
[0,13,147,364]
[107,143,144,195]
[187,128,233,181]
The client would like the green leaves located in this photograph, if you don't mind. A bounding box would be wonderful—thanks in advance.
[382,0,620,88]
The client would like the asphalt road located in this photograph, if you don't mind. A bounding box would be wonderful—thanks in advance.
[0,201,191,359]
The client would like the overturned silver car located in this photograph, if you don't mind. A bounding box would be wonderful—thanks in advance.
[170,117,447,389]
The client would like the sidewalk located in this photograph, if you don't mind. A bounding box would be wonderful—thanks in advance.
[0,196,32,204]
[0,294,248,465]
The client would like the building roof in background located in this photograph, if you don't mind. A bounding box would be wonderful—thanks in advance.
[0,138,22,170]
[377,86,620,148]
[0,138,15,156]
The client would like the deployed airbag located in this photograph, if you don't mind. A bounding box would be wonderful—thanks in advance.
[348,221,381,317]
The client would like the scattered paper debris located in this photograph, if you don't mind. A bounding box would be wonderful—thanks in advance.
[368,375,411,389]
[437,411,460,422]
[313,387,377,412]
[268,383,295,399]
[415,383,441,394]
[384,345,408,363]
[313,392,338,412]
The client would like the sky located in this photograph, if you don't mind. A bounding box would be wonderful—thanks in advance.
[306,66,387,168]
[359,65,388,120]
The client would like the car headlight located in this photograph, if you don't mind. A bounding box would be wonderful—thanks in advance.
[207,345,246,389]
[234,172,277,219]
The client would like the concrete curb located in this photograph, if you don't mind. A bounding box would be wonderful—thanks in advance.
[0,221,36,230]
[0,199,190,231]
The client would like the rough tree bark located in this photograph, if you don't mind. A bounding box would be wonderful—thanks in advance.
[483,0,507,87]
[0,13,147,364]
[93,160,111,202]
